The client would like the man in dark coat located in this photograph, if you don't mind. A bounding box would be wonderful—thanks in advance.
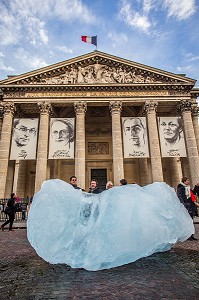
[193,183,199,195]
[88,179,102,194]
[1,193,16,231]
[177,176,198,241]
[69,176,81,190]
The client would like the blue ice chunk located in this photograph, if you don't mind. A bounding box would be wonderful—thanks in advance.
[27,180,194,271]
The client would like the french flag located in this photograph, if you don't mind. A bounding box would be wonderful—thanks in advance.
[81,36,97,46]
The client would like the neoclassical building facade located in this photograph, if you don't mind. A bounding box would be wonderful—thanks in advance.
[0,51,199,198]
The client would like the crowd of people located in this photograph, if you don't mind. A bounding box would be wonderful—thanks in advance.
[1,175,199,241]
[70,175,199,241]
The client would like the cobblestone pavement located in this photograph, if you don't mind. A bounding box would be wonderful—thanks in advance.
[0,222,199,300]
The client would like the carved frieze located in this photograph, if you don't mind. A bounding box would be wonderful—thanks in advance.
[88,142,109,155]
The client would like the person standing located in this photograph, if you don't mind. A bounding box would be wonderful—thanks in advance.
[88,179,102,194]
[106,181,114,189]
[120,179,128,186]
[1,193,16,231]
[21,202,27,221]
[69,176,81,190]
[177,177,198,241]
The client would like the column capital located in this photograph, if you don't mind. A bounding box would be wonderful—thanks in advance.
[178,100,192,113]
[1,101,15,115]
[37,101,52,114]
[74,101,87,114]
[191,103,199,117]
[109,101,122,115]
[144,101,158,114]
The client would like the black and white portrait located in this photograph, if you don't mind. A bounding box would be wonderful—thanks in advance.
[48,118,75,159]
[122,117,149,158]
[10,118,39,160]
[158,117,187,157]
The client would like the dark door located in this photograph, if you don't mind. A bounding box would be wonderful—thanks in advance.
[91,169,107,191]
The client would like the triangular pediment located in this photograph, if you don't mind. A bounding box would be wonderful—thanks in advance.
[0,51,196,86]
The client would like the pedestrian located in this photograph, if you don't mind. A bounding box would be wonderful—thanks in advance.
[1,193,16,231]
[27,196,33,217]
[192,183,199,216]
[106,181,114,189]
[177,176,198,241]
[88,179,102,194]
[21,202,27,221]
[14,195,21,212]
[69,176,81,190]
[120,178,128,185]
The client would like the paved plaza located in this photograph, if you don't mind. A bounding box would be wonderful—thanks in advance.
[0,220,199,300]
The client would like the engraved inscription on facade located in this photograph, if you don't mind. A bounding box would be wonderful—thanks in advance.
[4,92,25,98]
[25,90,168,98]
[88,142,109,155]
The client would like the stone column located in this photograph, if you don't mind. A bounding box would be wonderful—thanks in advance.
[191,104,199,153]
[35,102,52,193]
[139,158,152,186]
[180,100,199,185]
[13,160,20,194]
[170,157,182,188]
[74,101,87,190]
[0,102,15,198]
[144,101,163,182]
[13,160,27,197]
[109,101,124,185]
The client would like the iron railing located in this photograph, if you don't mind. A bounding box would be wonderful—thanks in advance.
[0,198,31,222]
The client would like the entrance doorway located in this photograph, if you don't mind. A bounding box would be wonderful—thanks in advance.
[91,169,107,190]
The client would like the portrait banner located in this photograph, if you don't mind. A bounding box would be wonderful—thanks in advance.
[158,117,187,157]
[122,117,149,158]
[10,118,39,160]
[48,118,75,159]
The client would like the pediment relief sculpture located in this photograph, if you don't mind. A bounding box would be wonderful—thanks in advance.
[12,64,183,86]
[1,52,193,86]
[37,63,163,85]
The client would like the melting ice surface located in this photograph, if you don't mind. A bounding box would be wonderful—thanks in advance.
[27,180,194,271]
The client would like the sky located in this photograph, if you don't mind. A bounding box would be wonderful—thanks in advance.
[0,0,199,86]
